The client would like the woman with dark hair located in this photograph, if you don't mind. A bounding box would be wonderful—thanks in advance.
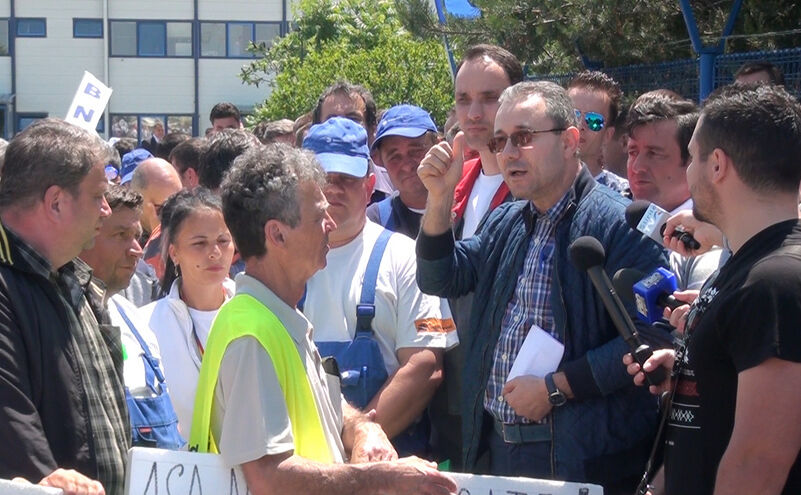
[142,188,235,438]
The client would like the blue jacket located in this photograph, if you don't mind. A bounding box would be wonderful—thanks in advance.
[416,168,670,484]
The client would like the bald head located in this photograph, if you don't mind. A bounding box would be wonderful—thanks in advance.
[130,157,182,234]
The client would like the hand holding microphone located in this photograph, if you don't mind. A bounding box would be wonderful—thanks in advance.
[625,200,701,252]
[569,236,668,387]
[662,209,724,257]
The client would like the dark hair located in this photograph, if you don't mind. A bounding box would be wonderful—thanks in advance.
[626,91,699,164]
[209,102,242,124]
[252,119,295,144]
[169,137,208,174]
[221,143,326,260]
[697,84,801,194]
[456,44,524,85]
[198,129,260,189]
[734,60,785,86]
[0,119,112,209]
[159,187,224,291]
[155,131,190,160]
[567,70,623,124]
[312,81,378,133]
[113,137,138,157]
[105,183,143,212]
[293,111,313,148]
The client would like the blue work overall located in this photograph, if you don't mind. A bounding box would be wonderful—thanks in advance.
[114,300,185,449]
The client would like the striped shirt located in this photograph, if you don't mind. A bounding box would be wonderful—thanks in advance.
[7,228,130,494]
[484,190,574,424]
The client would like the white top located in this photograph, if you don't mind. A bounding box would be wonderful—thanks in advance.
[108,293,163,399]
[212,274,346,466]
[142,278,236,439]
[187,307,217,348]
[462,171,505,239]
[304,221,458,375]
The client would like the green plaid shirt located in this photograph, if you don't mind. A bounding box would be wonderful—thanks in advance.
[8,228,130,494]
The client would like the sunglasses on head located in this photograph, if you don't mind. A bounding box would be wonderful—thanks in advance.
[487,128,566,154]
[574,110,605,132]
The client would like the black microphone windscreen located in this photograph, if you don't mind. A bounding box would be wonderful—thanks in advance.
[625,200,652,230]
[569,236,606,271]
[612,268,645,306]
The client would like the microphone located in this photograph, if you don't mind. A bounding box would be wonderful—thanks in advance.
[613,268,683,325]
[569,236,668,387]
[625,200,701,251]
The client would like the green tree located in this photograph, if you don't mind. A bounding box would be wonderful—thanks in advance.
[242,0,454,127]
[396,0,801,74]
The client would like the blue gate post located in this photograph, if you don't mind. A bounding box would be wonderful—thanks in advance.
[678,0,743,102]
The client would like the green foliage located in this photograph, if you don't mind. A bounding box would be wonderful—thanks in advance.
[395,0,801,73]
[242,0,454,127]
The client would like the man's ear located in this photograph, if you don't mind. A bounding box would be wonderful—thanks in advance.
[710,148,730,184]
[364,173,377,200]
[42,185,66,222]
[264,219,285,248]
[562,127,580,158]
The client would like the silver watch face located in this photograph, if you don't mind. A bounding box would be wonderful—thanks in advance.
[549,390,567,406]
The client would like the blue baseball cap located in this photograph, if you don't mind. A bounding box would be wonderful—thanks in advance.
[302,117,370,177]
[372,104,437,151]
[120,148,153,184]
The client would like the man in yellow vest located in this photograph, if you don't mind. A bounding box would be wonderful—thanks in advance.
[189,143,457,495]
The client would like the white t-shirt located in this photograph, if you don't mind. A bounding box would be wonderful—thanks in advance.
[188,307,217,350]
[462,171,505,239]
[108,293,164,399]
[304,221,458,375]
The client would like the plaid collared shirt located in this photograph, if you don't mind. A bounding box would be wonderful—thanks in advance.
[9,231,130,494]
[485,190,574,424]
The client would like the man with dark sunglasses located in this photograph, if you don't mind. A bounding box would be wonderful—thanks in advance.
[417,81,669,492]
[567,71,630,196]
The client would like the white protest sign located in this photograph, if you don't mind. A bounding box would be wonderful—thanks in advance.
[126,448,248,495]
[64,71,112,132]
[451,472,602,494]
[125,447,602,495]
[0,479,62,494]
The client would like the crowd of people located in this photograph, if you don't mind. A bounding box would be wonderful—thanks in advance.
[0,45,798,495]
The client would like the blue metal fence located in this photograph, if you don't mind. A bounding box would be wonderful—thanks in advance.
[530,47,801,102]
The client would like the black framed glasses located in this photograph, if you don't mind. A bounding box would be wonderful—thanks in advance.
[574,110,605,132]
[487,128,566,153]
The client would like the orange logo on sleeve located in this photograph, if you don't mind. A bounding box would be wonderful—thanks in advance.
[414,318,456,334]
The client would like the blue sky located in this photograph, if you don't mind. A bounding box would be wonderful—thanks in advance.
[444,0,481,18]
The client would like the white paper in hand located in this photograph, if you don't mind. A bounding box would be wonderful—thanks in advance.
[506,325,564,381]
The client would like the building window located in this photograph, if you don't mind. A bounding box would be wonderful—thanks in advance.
[16,18,46,38]
[74,18,103,38]
[0,20,8,55]
[110,21,136,56]
[200,22,225,57]
[201,21,282,58]
[16,113,48,132]
[110,21,192,57]
[111,114,194,142]
[138,22,165,56]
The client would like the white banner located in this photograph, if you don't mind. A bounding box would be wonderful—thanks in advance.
[64,71,112,133]
[125,447,603,495]
[0,479,62,494]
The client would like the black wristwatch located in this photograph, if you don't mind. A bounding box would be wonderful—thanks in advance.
[545,372,567,407]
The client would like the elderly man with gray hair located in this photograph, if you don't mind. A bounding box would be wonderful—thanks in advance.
[188,143,457,495]
[416,81,668,491]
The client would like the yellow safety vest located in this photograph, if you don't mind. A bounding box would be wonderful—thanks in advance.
[189,293,334,463]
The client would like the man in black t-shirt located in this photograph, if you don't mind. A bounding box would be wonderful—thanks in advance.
[628,84,801,494]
